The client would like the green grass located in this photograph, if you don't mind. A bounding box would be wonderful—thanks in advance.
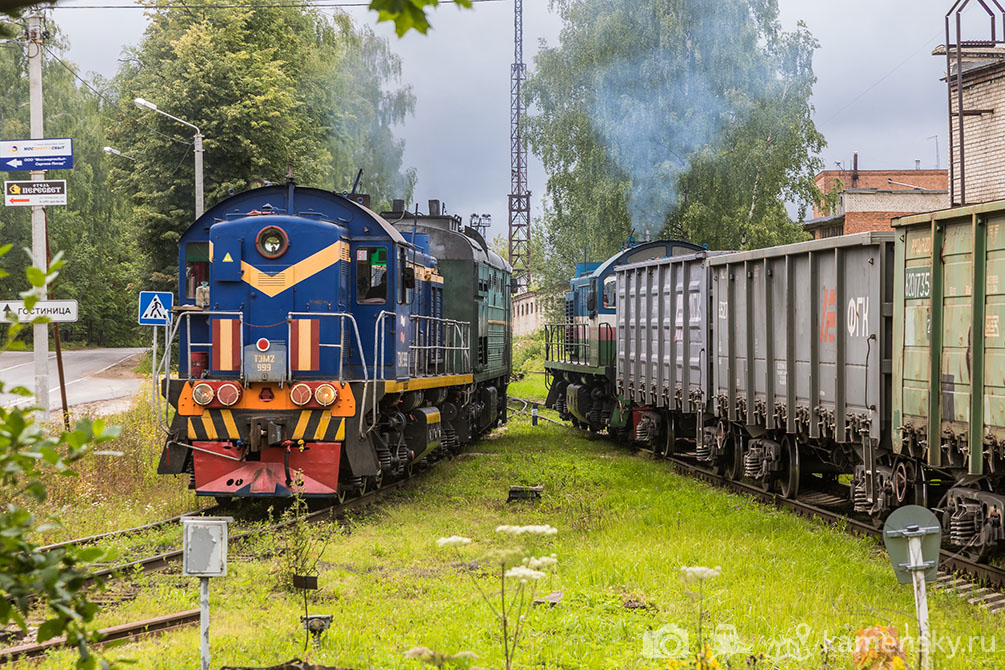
[29,389,206,543]
[509,372,548,403]
[30,416,1005,669]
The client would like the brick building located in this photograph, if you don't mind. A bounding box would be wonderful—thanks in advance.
[936,45,1005,205]
[803,156,948,239]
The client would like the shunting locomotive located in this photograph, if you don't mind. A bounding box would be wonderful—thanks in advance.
[156,180,511,499]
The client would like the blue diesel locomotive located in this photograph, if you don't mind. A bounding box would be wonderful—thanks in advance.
[156,180,511,499]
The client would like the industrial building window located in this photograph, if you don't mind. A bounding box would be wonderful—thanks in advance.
[357,247,388,304]
[185,242,210,298]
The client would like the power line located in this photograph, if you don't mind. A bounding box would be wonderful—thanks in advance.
[43,44,191,146]
[51,0,503,9]
[822,30,943,124]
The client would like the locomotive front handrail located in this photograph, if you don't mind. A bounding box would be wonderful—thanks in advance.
[285,311,367,385]
[544,322,591,365]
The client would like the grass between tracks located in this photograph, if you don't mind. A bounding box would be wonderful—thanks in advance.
[26,414,1005,669]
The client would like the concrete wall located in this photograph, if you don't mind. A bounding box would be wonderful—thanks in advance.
[513,291,546,337]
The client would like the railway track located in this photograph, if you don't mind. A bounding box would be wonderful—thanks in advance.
[507,396,564,426]
[37,505,221,555]
[81,479,407,588]
[508,399,1005,612]
[0,480,409,659]
[0,610,201,663]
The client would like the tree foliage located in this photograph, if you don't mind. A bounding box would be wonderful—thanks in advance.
[109,2,417,285]
[0,26,145,345]
[525,0,825,279]
[0,246,121,669]
[369,0,473,36]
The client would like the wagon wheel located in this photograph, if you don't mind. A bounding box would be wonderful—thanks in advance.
[892,460,928,508]
[724,429,744,481]
[779,435,800,499]
[713,421,730,476]
[662,415,677,459]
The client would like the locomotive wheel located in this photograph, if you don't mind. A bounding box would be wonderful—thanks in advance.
[779,435,800,499]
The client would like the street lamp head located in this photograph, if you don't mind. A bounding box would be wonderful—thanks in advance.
[134,97,157,111]
[103,146,119,156]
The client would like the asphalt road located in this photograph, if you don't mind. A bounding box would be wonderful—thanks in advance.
[0,347,146,409]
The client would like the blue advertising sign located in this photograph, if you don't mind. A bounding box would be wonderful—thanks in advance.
[0,138,73,171]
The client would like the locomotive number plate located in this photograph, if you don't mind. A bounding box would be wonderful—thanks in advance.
[243,343,287,382]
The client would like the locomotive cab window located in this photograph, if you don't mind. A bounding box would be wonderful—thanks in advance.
[603,276,616,309]
[185,242,210,299]
[357,247,388,304]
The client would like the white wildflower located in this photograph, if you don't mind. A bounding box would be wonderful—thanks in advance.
[526,555,558,569]
[495,524,558,536]
[436,535,472,548]
[680,565,721,582]
[505,565,546,581]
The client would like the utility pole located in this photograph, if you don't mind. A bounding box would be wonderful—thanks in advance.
[194,132,204,217]
[27,13,49,421]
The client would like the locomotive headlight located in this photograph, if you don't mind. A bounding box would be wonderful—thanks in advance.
[256,225,288,259]
[290,383,313,406]
[192,382,215,406]
[217,382,242,407]
[314,383,338,406]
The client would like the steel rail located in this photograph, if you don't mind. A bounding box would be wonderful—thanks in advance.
[665,456,1005,591]
[39,506,220,553]
[0,609,201,662]
[521,410,1005,598]
[507,395,565,426]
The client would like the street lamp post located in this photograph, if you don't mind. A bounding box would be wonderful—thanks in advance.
[103,146,136,161]
[134,97,204,217]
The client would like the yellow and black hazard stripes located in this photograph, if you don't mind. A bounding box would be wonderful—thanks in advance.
[187,409,242,440]
[184,408,346,442]
[290,410,346,442]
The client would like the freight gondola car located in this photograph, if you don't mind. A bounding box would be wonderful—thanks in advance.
[546,218,1005,557]
[156,182,511,499]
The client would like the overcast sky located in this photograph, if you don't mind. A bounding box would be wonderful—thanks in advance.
[48,0,963,241]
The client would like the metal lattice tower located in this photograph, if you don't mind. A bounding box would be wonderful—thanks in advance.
[508,0,531,290]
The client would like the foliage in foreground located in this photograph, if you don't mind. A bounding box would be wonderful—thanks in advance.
[0,246,121,668]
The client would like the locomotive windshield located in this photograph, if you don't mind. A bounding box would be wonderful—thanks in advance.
[357,246,388,304]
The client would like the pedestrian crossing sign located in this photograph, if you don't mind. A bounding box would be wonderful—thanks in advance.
[138,291,174,326]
